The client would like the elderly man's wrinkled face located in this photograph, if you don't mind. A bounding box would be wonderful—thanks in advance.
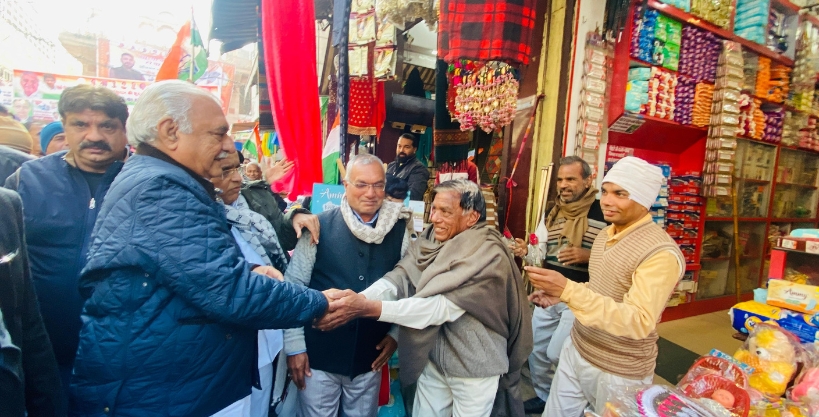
[429,190,480,242]
[245,163,262,181]
[173,96,234,179]
[63,109,127,173]
[211,153,243,205]
[600,182,647,228]
[343,162,386,222]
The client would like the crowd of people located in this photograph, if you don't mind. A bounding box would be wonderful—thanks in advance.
[0,79,684,417]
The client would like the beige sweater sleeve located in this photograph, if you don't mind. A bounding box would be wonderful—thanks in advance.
[560,250,681,340]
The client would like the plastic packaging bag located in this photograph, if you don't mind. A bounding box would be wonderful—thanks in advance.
[733,324,801,399]
[600,385,730,417]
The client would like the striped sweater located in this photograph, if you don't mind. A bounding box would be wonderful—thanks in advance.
[570,220,684,379]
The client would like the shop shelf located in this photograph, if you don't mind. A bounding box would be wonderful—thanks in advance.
[701,255,758,261]
[646,0,795,66]
[607,112,708,153]
[705,217,768,221]
[686,264,702,271]
[776,182,818,190]
[742,178,770,184]
[781,144,819,155]
[771,218,819,223]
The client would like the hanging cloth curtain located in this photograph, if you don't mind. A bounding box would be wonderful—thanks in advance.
[260,0,324,198]
[438,0,537,66]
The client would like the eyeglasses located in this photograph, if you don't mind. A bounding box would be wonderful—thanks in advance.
[352,182,386,191]
[221,167,242,180]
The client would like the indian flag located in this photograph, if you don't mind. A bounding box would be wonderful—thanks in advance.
[156,19,209,83]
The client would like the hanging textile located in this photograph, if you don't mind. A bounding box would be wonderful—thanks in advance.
[261,0,324,198]
[438,0,537,66]
[348,78,385,137]
[434,59,471,163]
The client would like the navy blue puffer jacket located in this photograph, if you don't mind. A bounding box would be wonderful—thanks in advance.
[69,153,328,417]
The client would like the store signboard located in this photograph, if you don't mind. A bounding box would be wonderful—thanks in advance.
[311,183,345,214]
[105,41,166,82]
[4,70,220,124]
[98,39,235,108]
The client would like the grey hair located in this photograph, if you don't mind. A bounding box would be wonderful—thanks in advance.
[126,80,222,147]
[344,153,384,181]
[432,179,486,221]
[559,155,592,179]
[246,161,262,169]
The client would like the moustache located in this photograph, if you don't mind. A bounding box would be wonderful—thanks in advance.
[216,151,230,160]
[79,141,112,152]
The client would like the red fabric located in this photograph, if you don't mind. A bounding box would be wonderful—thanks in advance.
[155,21,190,81]
[438,0,537,66]
[378,364,390,406]
[261,0,323,198]
[348,78,385,137]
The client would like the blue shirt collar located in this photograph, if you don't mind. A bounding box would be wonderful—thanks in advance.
[352,209,379,227]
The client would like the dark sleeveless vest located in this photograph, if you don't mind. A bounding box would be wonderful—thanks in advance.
[304,208,405,378]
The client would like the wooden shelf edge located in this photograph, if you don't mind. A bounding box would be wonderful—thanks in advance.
[705,217,769,221]
[771,0,801,13]
[771,218,819,222]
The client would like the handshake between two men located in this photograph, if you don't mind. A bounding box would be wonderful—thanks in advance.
[286,289,396,391]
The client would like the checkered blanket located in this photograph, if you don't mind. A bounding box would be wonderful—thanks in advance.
[438,0,537,66]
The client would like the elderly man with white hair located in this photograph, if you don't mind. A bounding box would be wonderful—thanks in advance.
[283,153,412,417]
[314,179,533,417]
[524,156,685,416]
[68,80,345,416]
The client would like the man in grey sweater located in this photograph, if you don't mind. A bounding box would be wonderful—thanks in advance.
[316,179,532,417]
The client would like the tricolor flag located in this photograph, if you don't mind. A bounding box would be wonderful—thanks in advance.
[156,19,208,82]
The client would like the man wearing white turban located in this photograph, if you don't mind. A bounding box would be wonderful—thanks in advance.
[525,156,685,416]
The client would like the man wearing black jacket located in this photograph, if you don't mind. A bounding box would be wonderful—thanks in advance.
[386,133,429,201]
[0,187,62,417]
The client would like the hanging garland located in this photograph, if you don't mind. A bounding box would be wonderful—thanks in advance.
[448,60,519,133]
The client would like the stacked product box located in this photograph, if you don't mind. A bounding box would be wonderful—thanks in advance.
[658,0,691,12]
[702,41,744,198]
[650,165,672,229]
[674,76,696,125]
[630,7,658,62]
[679,25,721,83]
[643,68,678,120]
[734,0,771,44]
[625,68,650,113]
[767,9,790,55]
[668,172,703,267]
[690,0,732,28]
[652,15,682,71]
[762,107,785,144]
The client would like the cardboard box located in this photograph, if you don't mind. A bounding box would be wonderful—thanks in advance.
[778,237,819,254]
[767,279,819,315]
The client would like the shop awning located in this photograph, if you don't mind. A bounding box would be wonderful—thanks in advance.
[209,0,259,54]
[210,0,333,55]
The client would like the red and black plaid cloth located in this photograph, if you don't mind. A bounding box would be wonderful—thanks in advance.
[438,0,537,66]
